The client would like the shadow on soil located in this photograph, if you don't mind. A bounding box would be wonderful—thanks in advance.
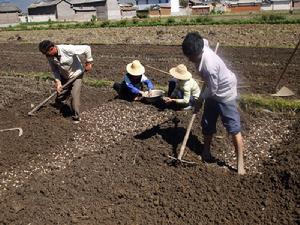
[134,117,237,172]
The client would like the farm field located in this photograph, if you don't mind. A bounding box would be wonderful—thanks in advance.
[0,35,299,224]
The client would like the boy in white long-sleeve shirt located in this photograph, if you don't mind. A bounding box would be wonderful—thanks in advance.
[182,32,245,175]
[39,40,93,123]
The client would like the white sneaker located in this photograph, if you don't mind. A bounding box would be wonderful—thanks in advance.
[72,117,81,124]
[183,105,193,111]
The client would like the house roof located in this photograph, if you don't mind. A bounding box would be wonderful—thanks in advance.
[224,0,262,4]
[28,0,62,9]
[192,4,210,7]
[73,6,97,10]
[118,0,136,5]
[71,0,105,4]
[0,2,21,12]
[190,0,214,4]
[28,0,104,9]
[137,3,170,10]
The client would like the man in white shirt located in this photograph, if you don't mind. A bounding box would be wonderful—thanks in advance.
[39,40,93,124]
[182,32,245,175]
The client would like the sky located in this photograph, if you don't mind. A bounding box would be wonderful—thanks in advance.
[0,0,37,12]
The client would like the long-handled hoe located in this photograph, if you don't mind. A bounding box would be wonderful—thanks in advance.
[28,73,81,116]
[271,37,299,97]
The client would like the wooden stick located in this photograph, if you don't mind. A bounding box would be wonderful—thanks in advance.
[145,64,205,83]
[178,113,196,160]
[274,37,300,91]
[237,85,250,89]
[28,74,81,116]
[145,64,170,76]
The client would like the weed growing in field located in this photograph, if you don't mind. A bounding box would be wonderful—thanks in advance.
[240,95,300,113]
[84,78,114,88]
[2,13,300,31]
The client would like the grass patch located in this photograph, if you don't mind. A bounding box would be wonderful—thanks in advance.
[0,71,53,81]
[83,78,114,88]
[240,94,300,113]
[2,12,300,31]
[1,72,299,113]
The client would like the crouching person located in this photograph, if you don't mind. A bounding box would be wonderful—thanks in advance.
[163,64,200,110]
[38,40,93,124]
[113,60,154,101]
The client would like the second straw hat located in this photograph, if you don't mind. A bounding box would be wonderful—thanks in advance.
[169,64,192,80]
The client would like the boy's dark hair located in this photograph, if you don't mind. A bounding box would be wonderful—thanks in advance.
[182,32,204,57]
[39,40,54,54]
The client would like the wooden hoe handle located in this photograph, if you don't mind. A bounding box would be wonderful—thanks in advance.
[178,113,196,160]
[28,74,80,116]
[274,37,300,91]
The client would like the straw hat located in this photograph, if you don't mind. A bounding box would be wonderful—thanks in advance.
[169,64,192,80]
[126,60,145,76]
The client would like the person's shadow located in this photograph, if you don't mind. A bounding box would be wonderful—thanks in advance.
[134,116,202,157]
[134,117,236,172]
[50,102,73,118]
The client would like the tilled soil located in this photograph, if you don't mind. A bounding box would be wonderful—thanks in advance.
[0,43,299,97]
[0,43,299,225]
[1,24,300,48]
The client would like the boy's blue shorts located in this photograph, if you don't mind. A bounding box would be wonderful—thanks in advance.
[201,98,241,135]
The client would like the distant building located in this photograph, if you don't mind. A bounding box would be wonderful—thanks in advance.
[225,0,262,12]
[28,0,121,22]
[118,0,136,18]
[0,2,21,24]
[261,0,292,10]
[148,4,171,16]
[191,5,210,14]
[136,0,181,14]
[292,0,300,9]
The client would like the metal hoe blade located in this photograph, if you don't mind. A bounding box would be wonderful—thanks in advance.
[271,86,295,97]
[272,37,299,97]
[0,127,23,136]
[167,155,197,165]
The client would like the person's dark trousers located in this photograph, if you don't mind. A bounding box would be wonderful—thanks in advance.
[56,74,83,119]
[167,80,176,97]
[167,80,195,109]
[113,81,141,102]
[167,80,184,98]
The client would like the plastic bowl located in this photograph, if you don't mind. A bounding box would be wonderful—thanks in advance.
[143,90,165,103]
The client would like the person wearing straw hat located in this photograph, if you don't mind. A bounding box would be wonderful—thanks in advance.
[113,60,154,101]
[182,32,245,175]
[163,64,200,110]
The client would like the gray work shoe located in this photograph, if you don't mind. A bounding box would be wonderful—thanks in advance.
[183,105,193,111]
[72,117,81,124]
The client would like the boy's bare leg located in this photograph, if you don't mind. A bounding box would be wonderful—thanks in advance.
[202,134,213,161]
[232,132,245,175]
